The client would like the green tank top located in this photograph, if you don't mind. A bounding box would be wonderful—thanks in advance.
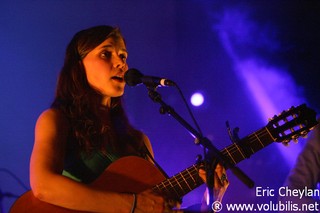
[62,147,120,183]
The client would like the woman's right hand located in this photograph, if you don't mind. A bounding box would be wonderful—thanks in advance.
[134,190,183,213]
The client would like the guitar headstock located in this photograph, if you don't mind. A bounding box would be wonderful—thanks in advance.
[267,104,318,145]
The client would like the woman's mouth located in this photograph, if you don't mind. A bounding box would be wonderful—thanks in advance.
[111,75,124,83]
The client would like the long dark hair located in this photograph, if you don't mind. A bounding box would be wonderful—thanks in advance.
[52,25,143,155]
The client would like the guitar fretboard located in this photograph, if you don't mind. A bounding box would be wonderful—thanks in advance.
[152,126,275,199]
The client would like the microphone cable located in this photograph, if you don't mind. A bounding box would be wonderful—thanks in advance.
[172,83,204,139]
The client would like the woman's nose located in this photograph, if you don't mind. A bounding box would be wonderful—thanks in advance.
[114,55,126,70]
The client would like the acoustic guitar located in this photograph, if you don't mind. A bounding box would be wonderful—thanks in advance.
[10,104,318,213]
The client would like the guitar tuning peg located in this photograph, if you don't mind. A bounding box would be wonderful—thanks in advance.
[269,115,276,120]
[302,134,308,139]
[194,138,200,145]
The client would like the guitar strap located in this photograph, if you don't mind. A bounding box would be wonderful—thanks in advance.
[141,144,185,204]
[141,143,170,179]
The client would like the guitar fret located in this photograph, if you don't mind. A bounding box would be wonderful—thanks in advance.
[169,181,182,198]
[191,166,204,186]
[152,164,204,199]
[167,179,181,197]
[179,171,193,191]
[265,127,276,141]
[224,147,237,164]
[247,130,273,153]
[162,176,184,198]
[158,179,180,198]
[187,165,203,187]
[173,176,185,194]
[154,184,161,192]
[253,132,265,147]
[158,181,167,192]
[186,168,196,183]
[221,128,275,165]
[234,143,246,159]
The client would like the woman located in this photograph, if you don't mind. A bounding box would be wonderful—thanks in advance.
[29,25,228,212]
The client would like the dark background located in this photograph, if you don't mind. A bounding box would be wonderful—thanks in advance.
[1,0,319,212]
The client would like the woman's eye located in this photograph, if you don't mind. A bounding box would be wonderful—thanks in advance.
[101,51,111,58]
[120,54,127,62]
[120,54,127,59]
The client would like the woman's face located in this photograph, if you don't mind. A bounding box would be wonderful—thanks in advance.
[82,36,128,105]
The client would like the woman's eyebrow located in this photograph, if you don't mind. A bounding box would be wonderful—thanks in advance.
[100,45,127,53]
[100,44,114,49]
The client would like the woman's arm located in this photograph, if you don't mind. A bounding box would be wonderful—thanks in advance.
[30,109,165,213]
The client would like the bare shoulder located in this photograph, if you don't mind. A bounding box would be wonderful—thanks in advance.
[38,108,66,122]
[142,134,154,158]
[35,108,70,136]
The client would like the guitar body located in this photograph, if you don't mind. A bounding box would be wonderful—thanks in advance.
[10,156,166,213]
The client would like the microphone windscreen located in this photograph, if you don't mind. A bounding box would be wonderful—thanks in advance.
[124,68,143,86]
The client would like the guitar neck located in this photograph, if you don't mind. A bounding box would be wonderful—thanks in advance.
[221,126,275,166]
[153,126,275,199]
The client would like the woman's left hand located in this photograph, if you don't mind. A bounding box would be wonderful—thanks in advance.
[199,163,229,203]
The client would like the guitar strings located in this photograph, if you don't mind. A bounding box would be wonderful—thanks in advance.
[221,127,271,164]
[153,164,201,198]
[153,128,273,198]
[154,123,305,198]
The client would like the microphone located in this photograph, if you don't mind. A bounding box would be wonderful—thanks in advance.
[124,68,176,87]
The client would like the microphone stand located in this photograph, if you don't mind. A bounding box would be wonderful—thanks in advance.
[147,87,254,210]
